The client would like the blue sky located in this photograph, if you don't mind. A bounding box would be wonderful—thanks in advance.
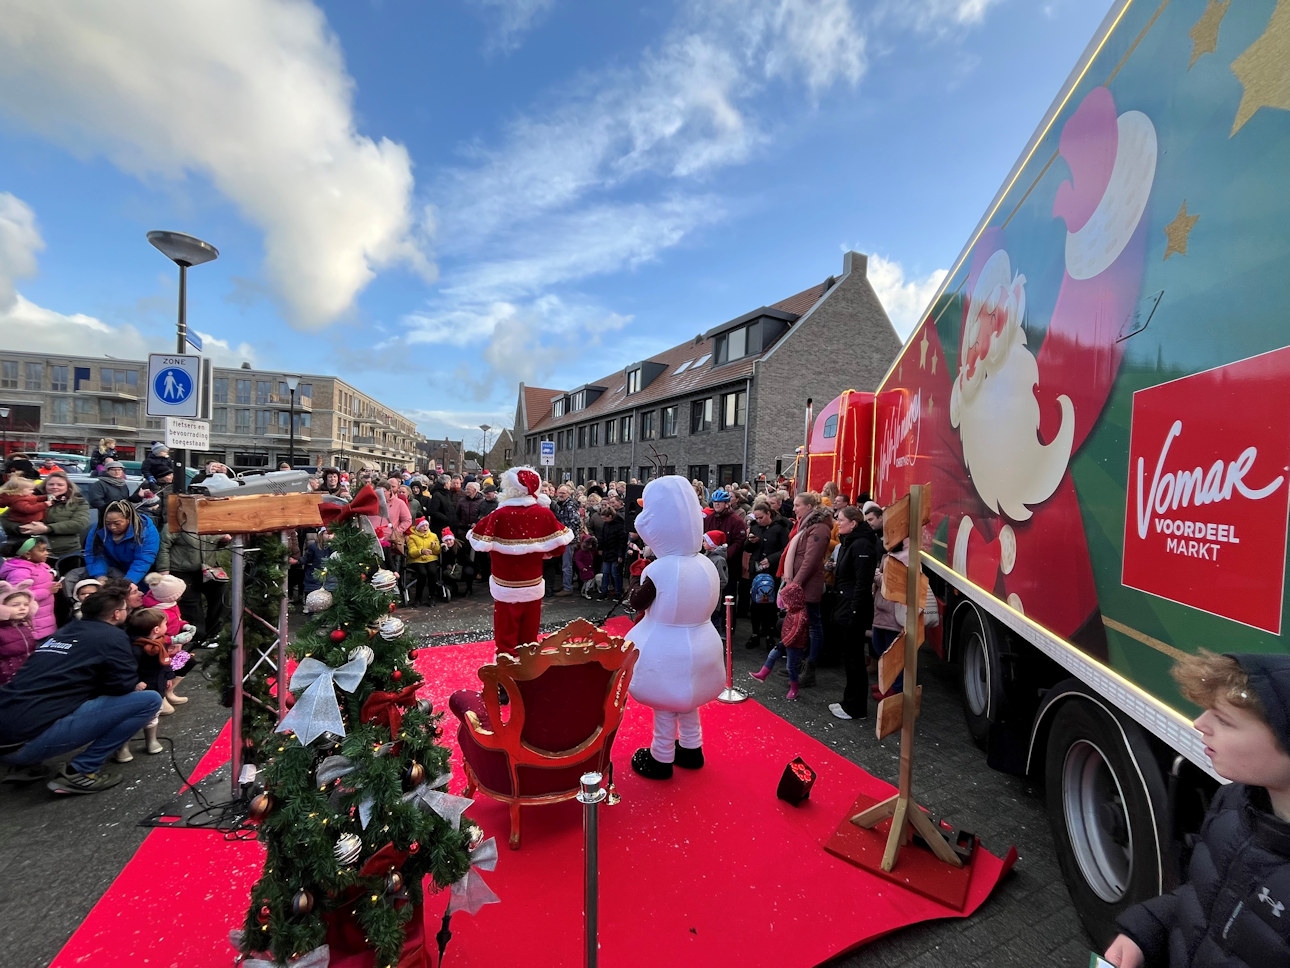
[0,0,1110,442]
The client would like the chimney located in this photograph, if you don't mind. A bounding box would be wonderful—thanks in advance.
[842,250,867,277]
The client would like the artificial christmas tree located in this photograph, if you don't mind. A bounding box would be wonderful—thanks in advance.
[235,487,495,968]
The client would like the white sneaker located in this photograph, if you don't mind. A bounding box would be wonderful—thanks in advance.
[113,745,134,763]
[828,703,854,721]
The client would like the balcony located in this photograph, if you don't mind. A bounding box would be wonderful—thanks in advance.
[266,393,313,410]
[50,414,140,431]
[95,386,140,401]
[352,435,377,445]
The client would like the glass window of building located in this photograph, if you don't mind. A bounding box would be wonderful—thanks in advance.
[50,365,68,392]
[661,406,677,438]
[24,362,42,390]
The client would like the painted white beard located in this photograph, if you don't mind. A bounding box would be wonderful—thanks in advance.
[954,335,1074,522]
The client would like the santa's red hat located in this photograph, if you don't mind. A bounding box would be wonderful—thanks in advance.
[500,466,549,507]
[703,530,726,549]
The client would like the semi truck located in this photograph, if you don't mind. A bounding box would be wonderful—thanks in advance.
[808,0,1290,943]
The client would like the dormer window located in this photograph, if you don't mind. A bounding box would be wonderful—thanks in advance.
[571,390,586,411]
[627,369,641,393]
[552,398,566,418]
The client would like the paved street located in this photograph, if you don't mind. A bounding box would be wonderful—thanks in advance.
[0,592,1090,967]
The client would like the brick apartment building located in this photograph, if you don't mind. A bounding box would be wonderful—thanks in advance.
[514,251,902,487]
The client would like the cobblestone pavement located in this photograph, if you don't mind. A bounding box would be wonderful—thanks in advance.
[0,591,1092,967]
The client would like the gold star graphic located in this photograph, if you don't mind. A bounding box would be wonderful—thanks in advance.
[1189,0,1229,69]
[1231,0,1290,135]
[930,351,938,376]
[1163,201,1199,260]
[919,329,929,369]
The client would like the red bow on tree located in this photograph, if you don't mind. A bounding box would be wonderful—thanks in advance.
[361,685,421,740]
[319,484,381,525]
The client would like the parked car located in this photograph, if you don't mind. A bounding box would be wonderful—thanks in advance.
[31,452,89,473]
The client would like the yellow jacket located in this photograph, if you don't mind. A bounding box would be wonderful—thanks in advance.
[406,529,440,563]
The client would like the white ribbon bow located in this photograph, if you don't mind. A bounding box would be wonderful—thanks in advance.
[448,837,501,916]
[276,653,369,746]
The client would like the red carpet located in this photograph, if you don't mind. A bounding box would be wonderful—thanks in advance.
[53,620,1015,968]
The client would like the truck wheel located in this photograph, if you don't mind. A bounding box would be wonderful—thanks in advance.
[957,606,1005,748]
[1044,701,1163,947]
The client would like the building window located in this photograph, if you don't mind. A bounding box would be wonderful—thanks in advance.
[256,380,272,404]
[571,390,586,411]
[661,406,677,438]
[716,464,743,485]
[236,379,251,404]
[604,419,616,445]
[721,390,747,429]
[553,398,566,418]
[294,412,311,431]
[688,463,709,484]
[75,397,94,422]
[588,422,599,447]
[50,365,68,392]
[24,362,42,390]
[715,326,752,364]
[690,398,712,433]
[603,466,615,482]
[213,377,228,403]
[618,466,630,482]
[620,415,633,442]
[627,369,641,394]
[638,465,653,482]
[49,397,69,424]
[640,411,656,440]
[235,409,251,434]
[0,361,16,388]
[99,368,139,394]
[577,425,587,448]
[235,452,269,467]
[658,465,676,476]
[213,408,228,433]
[145,416,163,431]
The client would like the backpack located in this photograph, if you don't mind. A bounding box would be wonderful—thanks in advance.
[751,572,776,604]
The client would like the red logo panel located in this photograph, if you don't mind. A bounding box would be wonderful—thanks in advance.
[1122,347,1290,633]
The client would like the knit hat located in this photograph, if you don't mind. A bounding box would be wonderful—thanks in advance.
[1228,653,1290,749]
[73,578,102,598]
[703,530,726,550]
[862,501,882,515]
[144,571,186,605]
[151,442,167,456]
[102,460,125,472]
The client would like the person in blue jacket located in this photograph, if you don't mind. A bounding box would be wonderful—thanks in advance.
[83,501,160,585]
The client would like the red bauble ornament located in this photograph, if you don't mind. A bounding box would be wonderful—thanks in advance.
[258,904,271,924]
[392,669,402,681]
[408,649,418,659]
[408,841,420,854]
[388,602,397,613]
[330,629,347,642]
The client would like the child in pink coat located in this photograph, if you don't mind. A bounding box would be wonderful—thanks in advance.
[142,572,197,707]
[0,536,60,640]
[0,585,39,685]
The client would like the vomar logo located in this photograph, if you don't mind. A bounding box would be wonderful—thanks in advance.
[1122,347,1290,634]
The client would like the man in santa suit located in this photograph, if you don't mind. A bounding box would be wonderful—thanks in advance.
[467,467,573,656]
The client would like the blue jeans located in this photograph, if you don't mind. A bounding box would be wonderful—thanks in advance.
[562,544,576,591]
[806,602,824,663]
[0,691,163,775]
[600,559,622,598]
[763,645,804,683]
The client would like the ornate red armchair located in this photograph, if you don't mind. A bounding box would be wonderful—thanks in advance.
[449,619,638,849]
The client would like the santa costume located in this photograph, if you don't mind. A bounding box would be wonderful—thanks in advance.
[467,467,573,655]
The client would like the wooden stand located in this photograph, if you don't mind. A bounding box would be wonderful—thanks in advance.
[849,484,962,872]
[171,491,324,798]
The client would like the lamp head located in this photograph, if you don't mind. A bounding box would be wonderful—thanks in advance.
[147,230,219,268]
[285,375,301,393]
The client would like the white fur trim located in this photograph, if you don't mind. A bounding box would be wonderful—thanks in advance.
[468,527,572,554]
[497,495,537,508]
[488,576,546,603]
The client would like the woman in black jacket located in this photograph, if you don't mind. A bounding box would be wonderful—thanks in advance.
[745,499,789,650]
[827,506,879,721]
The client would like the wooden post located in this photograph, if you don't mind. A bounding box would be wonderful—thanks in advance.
[850,483,962,871]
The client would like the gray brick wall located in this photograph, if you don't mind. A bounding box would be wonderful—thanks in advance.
[750,251,903,479]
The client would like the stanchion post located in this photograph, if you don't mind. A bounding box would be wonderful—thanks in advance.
[577,772,607,968]
[718,594,748,703]
[276,530,290,723]
[230,533,246,800]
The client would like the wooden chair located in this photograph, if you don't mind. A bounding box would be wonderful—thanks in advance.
[449,618,637,849]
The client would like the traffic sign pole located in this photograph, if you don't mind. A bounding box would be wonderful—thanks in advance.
[175,265,187,494]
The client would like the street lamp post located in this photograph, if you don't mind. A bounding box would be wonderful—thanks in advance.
[0,407,9,460]
[285,375,300,469]
[479,423,492,469]
[147,230,218,495]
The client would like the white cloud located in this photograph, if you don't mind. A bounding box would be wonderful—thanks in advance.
[880,0,1004,34]
[864,253,948,339]
[0,1,427,330]
[0,192,43,308]
[468,0,557,53]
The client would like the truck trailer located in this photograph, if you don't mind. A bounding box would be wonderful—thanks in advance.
[810,0,1290,943]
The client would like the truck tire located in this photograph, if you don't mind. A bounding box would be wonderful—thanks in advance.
[1043,700,1164,947]
[956,605,1006,748]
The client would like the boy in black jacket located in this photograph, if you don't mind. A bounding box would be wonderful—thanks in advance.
[598,506,628,599]
[0,590,163,793]
[1107,652,1290,968]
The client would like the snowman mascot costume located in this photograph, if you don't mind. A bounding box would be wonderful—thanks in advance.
[467,467,573,656]
[628,474,725,780]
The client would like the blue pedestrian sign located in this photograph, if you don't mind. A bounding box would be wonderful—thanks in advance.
[539,440,555,466]
[147,353,202,418]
